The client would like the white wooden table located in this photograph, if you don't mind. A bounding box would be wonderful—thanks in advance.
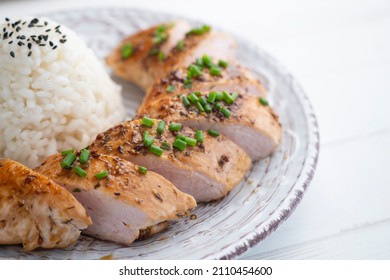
[1,0,389,259]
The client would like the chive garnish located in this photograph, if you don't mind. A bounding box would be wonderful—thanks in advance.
[215,102,222,111]
[231,92,239,101]
[74,166,87,177]
[187,93,199,104]
[95,170,109,179]
[141,116,155,127]
[195,130,204,143]
[176,135,186,141]
[169,122,182,132]
[61,149,74,156]
[173,139,187,151]
[150,145,163,157]
[202,54,213,68]
[204,103,212,113]
[215,91,223,101]
[166,85,175,93]
[156,120,165,134]
[187,64,202,78]
[218,59,228,68]
[161,141,171,150]
[177,40,184,51]
[195,101,205,112]
[210,66,222,76]
[182,95,190,107]
[186,25,211,36]
[61,153,76,169]
[183,78,192,89]
[222,91,234,105]
[79,149,90,164]
[184,137,197,147]
[121,43,133,59]
[208,129,220,137]
[259,97,269,106]
[199,96,208,106]
[158,51,165,61]
[207,91,217,103]
[143,131,154,147]
[149,48,159,56]
[138,166,148,175]
[221,107,231,118]
[195,57,204,67]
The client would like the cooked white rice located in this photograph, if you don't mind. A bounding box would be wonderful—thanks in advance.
[0,17,125,167]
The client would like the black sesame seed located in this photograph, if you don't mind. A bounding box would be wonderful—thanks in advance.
[19,35,25,40]
[9,32,13,37]
[8,41,12,44]
[16,26,21,32]
[22,21,26,25]
[59,39,66,44]
[52,45,57,50]
[45,29,51,32]
[39,44,45,46]
[28,51,32,57]
[17,41,24,46]
[3,27,6,32]
[28,43,32,49]
[10,51,15,58]
[49,41,53,47]
[5,18,10,22]
[31,18,39,24]
[44,21,48,26]
[55,25,60,30]
[43,35,48,41]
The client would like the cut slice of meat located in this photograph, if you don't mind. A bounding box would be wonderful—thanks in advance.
[136,92,282,161]
[35,154,196,245]
[0,159,92,251]
[141,61,266,108]
[106,22,236,91]
[106,20,191,90]
[88,119,252,202]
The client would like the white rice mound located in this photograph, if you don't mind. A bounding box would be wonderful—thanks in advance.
[0,17,125,167]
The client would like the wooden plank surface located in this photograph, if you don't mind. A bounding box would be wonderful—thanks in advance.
[1,0,389,259]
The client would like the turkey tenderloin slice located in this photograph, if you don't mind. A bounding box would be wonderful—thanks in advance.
[35,154,196,246]
[106,20,191,90]
[136,93,282,161]
[141,62,266,108]
[0,159,91,251]
[88,119,251,202]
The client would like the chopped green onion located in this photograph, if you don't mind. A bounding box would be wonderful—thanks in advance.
[208,129,220,137]
[177,40,184,51]
[173,139,187,151]
[169,122,182,131]
[222,91,235,105]
[156,120,165,134]
[161,141,171,150]
[79,149,90,164]
[202,54,213,68]
[186,25,211,36]
[61,149,74,156]
[176,135,186,141]
[210,66,222,76]
[187,93,199,104]
[95,170,109,179]
[141,116,155,127]
[221,107,231,118]
[199,96,208,106]
[166,85,175,93]
[183,78,192,89]
[152,33,167,45]
[184,137,197,147]
[259,97,269,106]
[138,166,148,175]
[195,130,204,143]
[195,57,203,67]
[158,51,165,61]
[207,91,217,103]
[74,166,87,177]
[149,48,159,56]
[150,145,163,156]
[121,43,133,59]
[182,95,190,107]
[215,102,222,111]
[231,92,239,101]
[61,153,76,169]
[195,101,205,112]
[204,103,212,113]
[187,64,202,78]
[218,59,228,68]
[143,131,154,147]
[215,91,223,101]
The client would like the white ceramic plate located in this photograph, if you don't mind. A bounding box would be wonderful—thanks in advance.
[0,8,319,260]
